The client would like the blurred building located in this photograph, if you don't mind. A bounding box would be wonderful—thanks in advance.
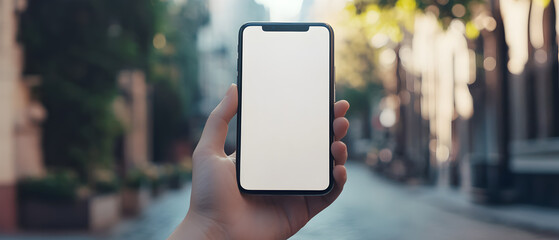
[0,2,154,231]
[367,0,559,207]
[0,0,47,232]
[196,0,268,148]
[114,70,151,172]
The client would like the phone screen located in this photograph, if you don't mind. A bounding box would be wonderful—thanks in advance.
[238,23,333,193]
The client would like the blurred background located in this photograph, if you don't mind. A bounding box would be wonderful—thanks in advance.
[1,0,559,239]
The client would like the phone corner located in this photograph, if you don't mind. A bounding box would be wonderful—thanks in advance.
[322,178,335,195]
[315,22,334,34]
[237,184,254,195]
[236,176,251,194]
[239,22,259,33]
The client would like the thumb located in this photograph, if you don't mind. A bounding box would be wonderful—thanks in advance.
[195,84,238,157]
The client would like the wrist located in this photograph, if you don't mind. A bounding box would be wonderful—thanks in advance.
[168,211,228,240]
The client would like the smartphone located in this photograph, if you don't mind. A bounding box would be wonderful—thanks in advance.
[236,22,334,195]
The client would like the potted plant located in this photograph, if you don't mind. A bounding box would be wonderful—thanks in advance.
[121,168,151,216]
[89,168,121,230]
[18,170,83,229]
[149,165,170,197]
[18,169,120,230]
[169,161,192,190]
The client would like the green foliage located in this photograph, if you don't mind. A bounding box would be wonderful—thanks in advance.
[342,84,383,117]
[176,163,193,180]
[336,24,379,88]
[168,163,192,188]
[18,170,80,203]
[150,0,209,162]
[149,165,171,190]
[94,180,120,195]
[335,7,384,116]
[124,168,150,190]
[19,0,166,181]
[92,168,120,194]
[152,80,188,163]
[351,0,483,31]
[175,162,193,180]
[19,0,208,184]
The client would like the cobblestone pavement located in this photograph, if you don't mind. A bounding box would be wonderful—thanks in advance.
[2,161,559,240]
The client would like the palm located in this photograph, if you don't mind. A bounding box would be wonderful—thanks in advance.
[187,85,349,239]
[191,153,341,239]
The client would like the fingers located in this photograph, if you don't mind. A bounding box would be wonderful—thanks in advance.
[304,101,349,218]
[327,165,347,201]
[322,165,347,207]
[333,117,349,141]
[306,165,347,218]
[334,100,349,118]
[194,84,238,158]
[331,141,347,165]
[333,100,349,141]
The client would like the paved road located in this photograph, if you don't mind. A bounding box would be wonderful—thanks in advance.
[2,162,558,240]
[296,162,558,240]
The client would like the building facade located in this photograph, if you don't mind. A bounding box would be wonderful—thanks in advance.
[0,2,154,231]
[369,0,559,207]
[0,0,48,231]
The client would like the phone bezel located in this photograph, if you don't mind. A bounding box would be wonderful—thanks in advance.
[236,22,335,195]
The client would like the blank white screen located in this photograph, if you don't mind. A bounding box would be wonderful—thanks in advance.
[240,25,331,191]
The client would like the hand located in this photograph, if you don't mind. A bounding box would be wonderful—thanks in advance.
[169,84,350,240]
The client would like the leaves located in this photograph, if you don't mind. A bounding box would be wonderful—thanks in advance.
[349,0,482,31]
[19,0,166,181]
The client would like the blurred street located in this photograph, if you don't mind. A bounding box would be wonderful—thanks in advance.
[2,0,559,238]
[3,161,559,240]
[298,162,559,240]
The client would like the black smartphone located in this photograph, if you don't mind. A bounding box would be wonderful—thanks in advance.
[236,22,334,195]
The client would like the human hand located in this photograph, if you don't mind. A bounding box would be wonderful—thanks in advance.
[169,84,350,240]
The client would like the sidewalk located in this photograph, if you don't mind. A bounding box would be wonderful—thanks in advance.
[297,162,559,239]
[0,185,190,240]
[415,186,559,235]
[2,162,559,239]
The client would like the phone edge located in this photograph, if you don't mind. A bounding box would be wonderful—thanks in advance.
[236,22,335,196]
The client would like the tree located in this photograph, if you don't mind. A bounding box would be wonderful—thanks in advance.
[149,0,209,163]
[19,0,166,181]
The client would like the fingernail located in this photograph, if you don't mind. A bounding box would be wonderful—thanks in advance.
[223,83,236,99]
[228,83,236,94]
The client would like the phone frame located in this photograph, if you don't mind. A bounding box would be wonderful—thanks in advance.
[236,22,335,195]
